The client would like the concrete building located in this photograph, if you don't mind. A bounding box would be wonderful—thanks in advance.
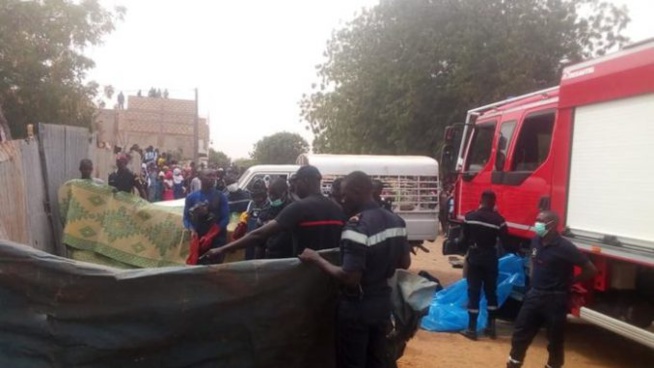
[95,96,209,161]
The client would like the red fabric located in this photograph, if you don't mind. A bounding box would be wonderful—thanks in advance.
[568,284,588,315]
[186,224,221,265]
[162,188,175,201]
[232,222,247,240]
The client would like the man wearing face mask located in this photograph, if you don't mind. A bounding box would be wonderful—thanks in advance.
[298,171,411,368]
[255,178,293,259]
[507,211,597,368]
[241,179,268,260]
[223,175,251,214]
[202,165,346,261]
[460,190,508,341]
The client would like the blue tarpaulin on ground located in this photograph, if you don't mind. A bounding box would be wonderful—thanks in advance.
[420,254,527,332]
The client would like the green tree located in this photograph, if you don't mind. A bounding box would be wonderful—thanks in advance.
[250,132,309,165]
[301,0,629,155]
[208,148,231,169]
[0,106,9,141]
[233,158,256,172]
[0,0,125,138]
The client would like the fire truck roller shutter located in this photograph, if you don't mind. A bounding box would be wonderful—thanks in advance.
[567,93,654,250]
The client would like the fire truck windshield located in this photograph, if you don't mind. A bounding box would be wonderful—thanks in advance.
[464,122,496,173]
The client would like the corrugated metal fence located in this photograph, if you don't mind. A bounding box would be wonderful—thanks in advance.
[0,124,114,256]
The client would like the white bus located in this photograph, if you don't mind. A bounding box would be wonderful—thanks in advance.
[296,154,440,245]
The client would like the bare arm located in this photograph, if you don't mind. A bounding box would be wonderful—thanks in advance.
[299,249,362,288]
[398,242,411,270]
[573,260,598,284]
[202,219,282,259]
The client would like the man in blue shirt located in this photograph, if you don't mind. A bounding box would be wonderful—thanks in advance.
[184,169,230,264]
[507,210,597,368]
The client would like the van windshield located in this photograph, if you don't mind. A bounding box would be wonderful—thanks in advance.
[237,168,253,188]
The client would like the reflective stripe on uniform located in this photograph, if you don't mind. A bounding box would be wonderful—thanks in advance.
[299,220,345,227]
[341,227,407,247]
[464,220,504,230]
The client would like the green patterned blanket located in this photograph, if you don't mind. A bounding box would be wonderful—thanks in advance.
[59,180,190,268]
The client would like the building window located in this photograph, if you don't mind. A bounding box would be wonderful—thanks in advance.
[465,122,496,173]
[511,111,555,172]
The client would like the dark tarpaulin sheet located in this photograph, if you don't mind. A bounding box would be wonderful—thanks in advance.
[0,240,339,368]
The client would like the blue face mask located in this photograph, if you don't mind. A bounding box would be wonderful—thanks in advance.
[534,221,552,237]
[270,198,283,207]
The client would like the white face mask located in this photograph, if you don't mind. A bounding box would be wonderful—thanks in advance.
[227,183,238,192]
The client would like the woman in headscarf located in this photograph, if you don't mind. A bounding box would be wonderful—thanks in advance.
[162,168,175,201]
[173,167,185,199]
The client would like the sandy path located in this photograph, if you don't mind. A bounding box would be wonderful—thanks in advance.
[398,239,654,368]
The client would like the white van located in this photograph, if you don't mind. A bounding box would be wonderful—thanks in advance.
[297,154,439,244]
[237,155,440,244]
[237,164,300,192]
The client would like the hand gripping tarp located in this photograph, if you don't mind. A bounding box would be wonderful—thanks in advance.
[420,254,527,332]
[0,240,435,368]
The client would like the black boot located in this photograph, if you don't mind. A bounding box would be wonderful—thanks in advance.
[484,310,497,339]
[506,357,522,368]
[460,311,478,340]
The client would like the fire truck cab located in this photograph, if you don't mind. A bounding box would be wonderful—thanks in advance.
[442,39,654,348]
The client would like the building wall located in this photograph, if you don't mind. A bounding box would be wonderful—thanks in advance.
[96,96,209,160]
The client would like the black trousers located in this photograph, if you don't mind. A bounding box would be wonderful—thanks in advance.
[466,255,498,312]
[337,297,391,368]
[510,289,568,368]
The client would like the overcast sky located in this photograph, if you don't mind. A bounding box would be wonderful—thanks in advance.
[87,0,654,159]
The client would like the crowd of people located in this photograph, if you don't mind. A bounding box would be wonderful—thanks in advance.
[77,150,599,368]
[86,144,246,205]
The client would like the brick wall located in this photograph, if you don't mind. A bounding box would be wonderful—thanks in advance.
[95,96,209,159]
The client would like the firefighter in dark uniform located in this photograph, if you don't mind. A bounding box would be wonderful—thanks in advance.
[460,190,508,340]
[507,210,597,368]
[299,171,412,368]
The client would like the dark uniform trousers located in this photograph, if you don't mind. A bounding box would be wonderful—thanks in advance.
[467,249,499,312]
[509,289,568,368]
[337,296,391,368]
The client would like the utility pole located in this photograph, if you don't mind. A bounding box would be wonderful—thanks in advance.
[193,88,199,164]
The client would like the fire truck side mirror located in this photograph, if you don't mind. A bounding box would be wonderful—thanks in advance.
[441,145,455,176]
[444,126,456,144]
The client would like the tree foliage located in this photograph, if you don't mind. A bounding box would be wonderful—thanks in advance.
[232,158,256,172]
[301,0,630,155]
[250,132,309,165]
[208,148,231,169]
[0,0,125,137]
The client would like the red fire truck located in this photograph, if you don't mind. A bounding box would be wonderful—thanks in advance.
[441,39,654,348]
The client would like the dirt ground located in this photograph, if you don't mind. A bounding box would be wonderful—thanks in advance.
[398,239,654,368]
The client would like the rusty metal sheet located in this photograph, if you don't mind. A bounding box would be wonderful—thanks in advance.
[0,141,30,244]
